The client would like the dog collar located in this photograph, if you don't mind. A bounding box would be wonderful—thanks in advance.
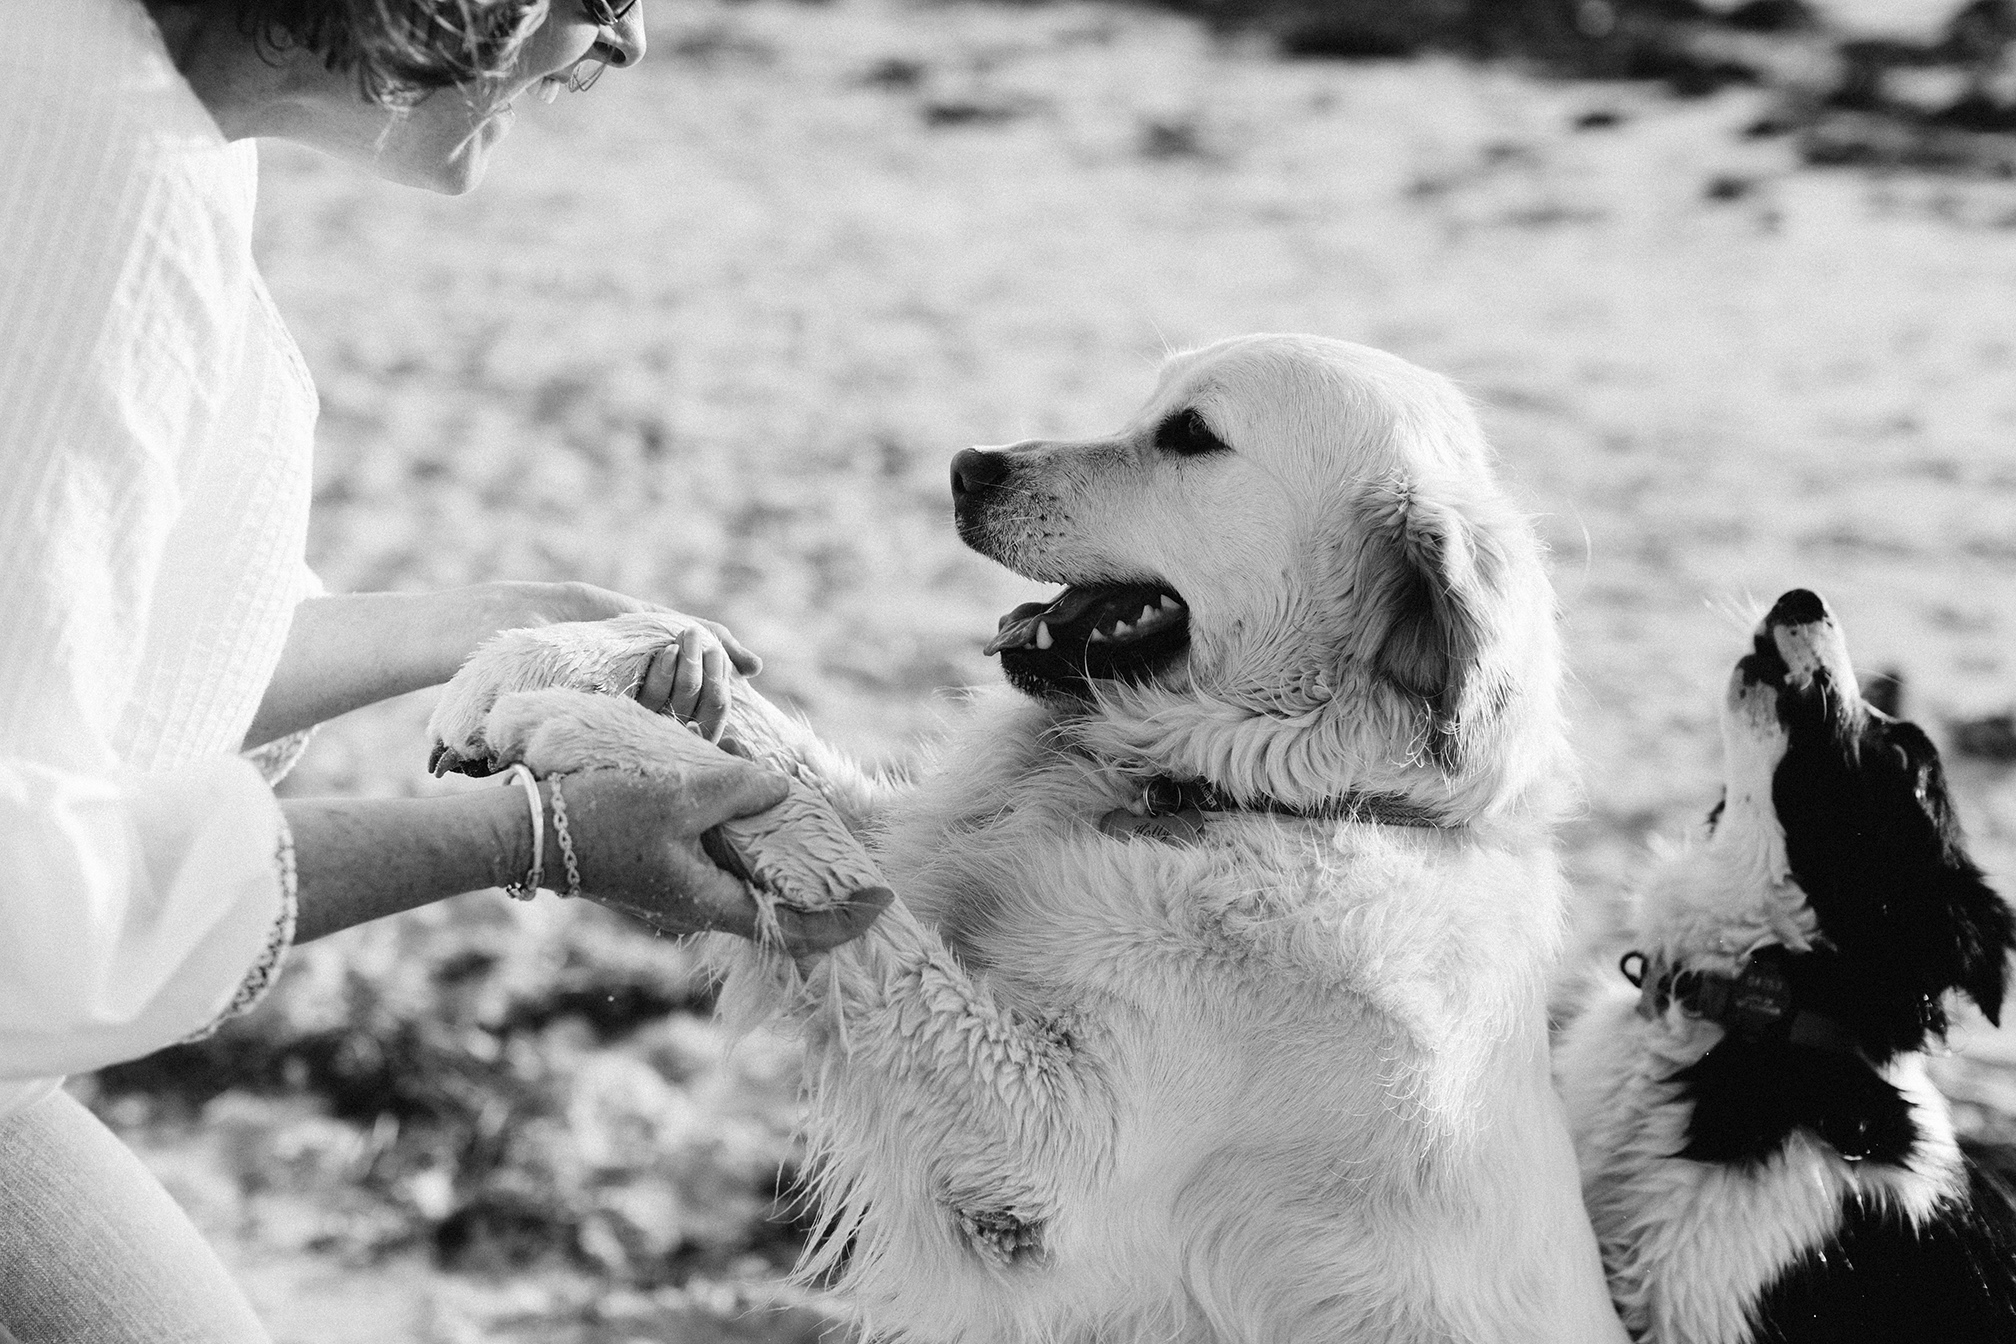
[1133,776,1452,829]
[1619,945,1861,1057]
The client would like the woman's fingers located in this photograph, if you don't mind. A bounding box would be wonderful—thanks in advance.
[635,630,732,736]
[695,643,730,741]
[601,866,891,956]
[636,642,680,715]
[704,619,763,677]
[662,843,767,935]
[595,848,762,939]
[687,760,792,828]
[669,634,707,723]
[771,885,894,955]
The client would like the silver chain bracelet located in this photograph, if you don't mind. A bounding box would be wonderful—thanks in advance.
[549,773,583,900]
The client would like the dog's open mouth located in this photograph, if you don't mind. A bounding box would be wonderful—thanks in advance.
[983,581,1190,698]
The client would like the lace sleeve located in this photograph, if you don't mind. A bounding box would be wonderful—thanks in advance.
[179,816,299,1043]
[242,725,316,786]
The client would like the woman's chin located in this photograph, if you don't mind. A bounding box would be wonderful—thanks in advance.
[373,106,510,196]
[372,153,487,196]
[430,151,492,197]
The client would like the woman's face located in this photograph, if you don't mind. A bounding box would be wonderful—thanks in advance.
[245,2,648,194]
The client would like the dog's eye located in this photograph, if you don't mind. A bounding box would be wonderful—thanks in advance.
[1154,408,1231,458]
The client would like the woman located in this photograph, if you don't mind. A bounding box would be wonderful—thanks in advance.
[0,1,883,1338]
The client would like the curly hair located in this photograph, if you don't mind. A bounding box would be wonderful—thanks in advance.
[163,0,554,106]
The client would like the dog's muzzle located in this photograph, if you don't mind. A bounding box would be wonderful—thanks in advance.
[951,447,1193,699]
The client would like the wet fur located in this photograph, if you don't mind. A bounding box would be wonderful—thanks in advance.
[434,335,1624,1342]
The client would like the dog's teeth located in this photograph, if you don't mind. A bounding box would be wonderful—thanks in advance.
[1089,628,1110,643]
[1035,621,1053,650]
[1140,605,1159,623]
[1109,619,1133,638]
[1160,594,1181,612]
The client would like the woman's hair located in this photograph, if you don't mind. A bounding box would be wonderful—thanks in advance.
[169,0,552,106]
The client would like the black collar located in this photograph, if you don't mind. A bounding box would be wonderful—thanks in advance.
[1134,775,1453,829]
[1620,944,1861,1058]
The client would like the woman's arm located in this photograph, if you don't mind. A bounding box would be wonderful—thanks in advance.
[286,768,886,951]
[0,754,300,1081]
[244,583,761,749]
[283,787,538,943]
[0,747,878,1085]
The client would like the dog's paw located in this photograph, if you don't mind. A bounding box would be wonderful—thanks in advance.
[952,1204,1048,1269]
[708,777,887,918]
[428,647,512,776]
[428,616,686,775]
[484,690,889,941]
[483,688,723,779]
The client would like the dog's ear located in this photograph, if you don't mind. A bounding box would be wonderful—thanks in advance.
[1903,729,2015,1026]
[1350,478,1502,769]
[1939,868,2015,1026]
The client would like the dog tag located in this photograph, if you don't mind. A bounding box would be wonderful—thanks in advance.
[1726,953,1793,1038]
[1098,806,1207,845]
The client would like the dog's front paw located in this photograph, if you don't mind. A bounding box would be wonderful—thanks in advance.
[483,688,721,778]
[428,617,685,776]
[429,649,519,776]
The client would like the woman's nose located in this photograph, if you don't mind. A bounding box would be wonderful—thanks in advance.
[599,8,646,67]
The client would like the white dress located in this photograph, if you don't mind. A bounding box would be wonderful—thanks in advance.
[0,0,313,1119]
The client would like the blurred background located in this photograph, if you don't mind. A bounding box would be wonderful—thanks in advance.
[81,0,2016,1336]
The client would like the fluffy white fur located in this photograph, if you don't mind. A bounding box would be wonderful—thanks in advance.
[432,335,1625,1343]
[1554,610,1968,1344]
[1559,981,1960,1344]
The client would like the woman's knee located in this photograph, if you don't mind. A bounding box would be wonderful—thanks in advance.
[0,1089,269,1344]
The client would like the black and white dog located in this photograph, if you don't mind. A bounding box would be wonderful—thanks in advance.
[1557,588,2016,1343]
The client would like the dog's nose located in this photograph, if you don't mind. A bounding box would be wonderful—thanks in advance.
[951,448,1012,503]
[1765,589,1829,630]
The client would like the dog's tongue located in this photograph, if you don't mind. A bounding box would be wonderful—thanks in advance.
[983,603,1049,656]
[983,587,1107,655]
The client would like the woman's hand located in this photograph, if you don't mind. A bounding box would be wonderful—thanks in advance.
[469,584,754,742]
[546,770,890,955]
[461,690,891,955]
[533,585,755,741]
[621,620,741,742]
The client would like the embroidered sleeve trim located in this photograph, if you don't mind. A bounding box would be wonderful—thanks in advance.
[180,816,299,1044]
[243,725,317,786]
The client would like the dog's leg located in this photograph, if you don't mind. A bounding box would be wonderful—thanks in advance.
[428,615,883,827]
[715,915,1111,1337]
[480,686,727,777]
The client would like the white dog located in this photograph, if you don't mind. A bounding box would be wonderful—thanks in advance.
[432,334,1626,1343]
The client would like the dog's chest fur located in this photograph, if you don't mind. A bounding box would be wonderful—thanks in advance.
[1558,979,1969,1344]
[865,695,1547,1059]
[802,694,1610,1342]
